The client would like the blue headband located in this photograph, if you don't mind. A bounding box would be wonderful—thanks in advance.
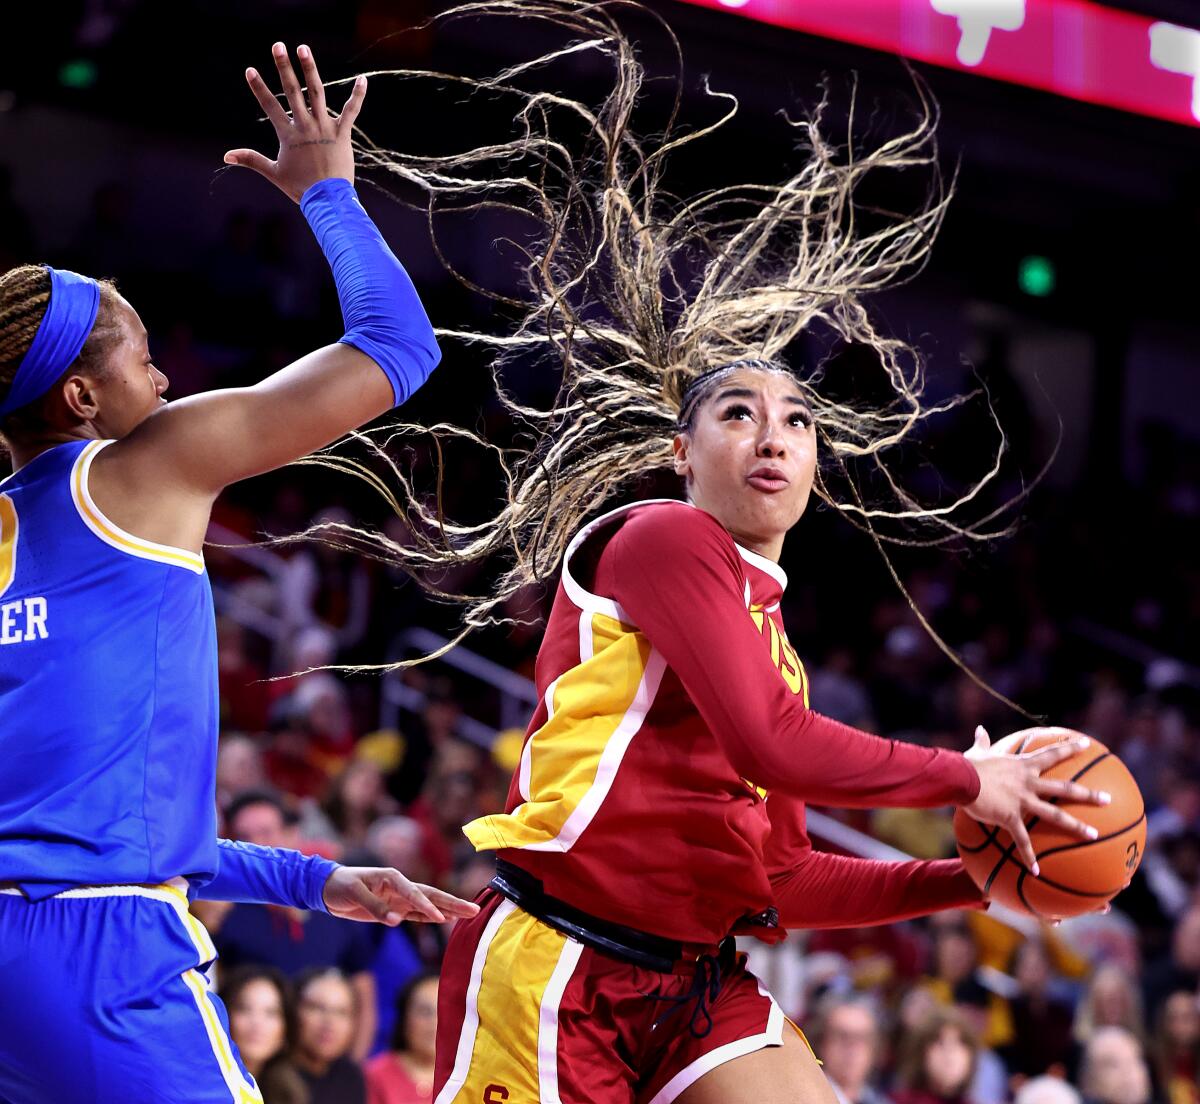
[0,267,101,419]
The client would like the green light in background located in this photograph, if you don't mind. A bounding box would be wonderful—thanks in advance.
[58,59,98,90]
[1018,254,1056,298]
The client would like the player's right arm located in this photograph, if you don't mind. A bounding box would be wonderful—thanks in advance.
[101,44,436,504]
[599,504,1104,870]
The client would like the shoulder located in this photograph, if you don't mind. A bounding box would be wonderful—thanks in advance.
[613,501,735,558]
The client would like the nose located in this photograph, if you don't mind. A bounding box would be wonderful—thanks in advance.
[152,365,170,398]
[756,417,786,458]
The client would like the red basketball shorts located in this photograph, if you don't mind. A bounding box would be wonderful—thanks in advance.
[433,890,805,1104]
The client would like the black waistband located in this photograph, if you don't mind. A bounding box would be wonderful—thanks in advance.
[489,859,687,973]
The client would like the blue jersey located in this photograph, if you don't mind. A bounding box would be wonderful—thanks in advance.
[0,438,220,898]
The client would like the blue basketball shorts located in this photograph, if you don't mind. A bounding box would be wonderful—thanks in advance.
[0,882,262,1104]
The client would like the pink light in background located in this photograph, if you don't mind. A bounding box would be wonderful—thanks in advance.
[681,0,1200,128]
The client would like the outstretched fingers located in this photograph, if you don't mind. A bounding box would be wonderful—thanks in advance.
[244,66,290,132]
[1037,776,1112,807]
[1023,735,1091,771]
[1027,797,1099,842]
[419,885,481,919]
[1007,814,1040,876]
[337,75,368,132]
[296,45,327,120]
[271,42,309,121]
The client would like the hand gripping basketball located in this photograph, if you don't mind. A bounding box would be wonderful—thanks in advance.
[959,727,1145,919]
[963,726,1109,875]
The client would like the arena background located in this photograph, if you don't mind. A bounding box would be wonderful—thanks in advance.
[2,3,1198,1102]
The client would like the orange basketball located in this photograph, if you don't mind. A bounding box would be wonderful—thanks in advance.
[953,729,1146,920]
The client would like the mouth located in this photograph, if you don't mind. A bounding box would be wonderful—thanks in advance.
[747,467,790,494]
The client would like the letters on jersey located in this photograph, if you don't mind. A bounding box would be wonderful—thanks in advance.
[0,492,48,644]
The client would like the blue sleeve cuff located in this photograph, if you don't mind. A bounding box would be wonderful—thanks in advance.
[193,838,338,912]
[301,177,441,406]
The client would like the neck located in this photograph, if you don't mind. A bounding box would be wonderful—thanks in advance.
[728,526,783,562]
[6,428,95,473]
[295,1052,330,1077]
[837,1076,867,1101]
[401,1051,435,1075]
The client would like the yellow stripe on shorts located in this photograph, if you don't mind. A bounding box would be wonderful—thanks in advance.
[437,902,584,1104]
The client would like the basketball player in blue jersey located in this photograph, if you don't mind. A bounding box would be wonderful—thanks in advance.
[0,44,478,1103]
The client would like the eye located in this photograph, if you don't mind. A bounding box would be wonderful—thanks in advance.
[789,410,814,428]
[721,403,754,421]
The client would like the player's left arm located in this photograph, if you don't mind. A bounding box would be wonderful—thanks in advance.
[194,838,478,925]
[761,793,983,929]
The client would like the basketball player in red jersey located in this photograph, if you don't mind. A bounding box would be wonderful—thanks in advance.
[431,360,1109,1104]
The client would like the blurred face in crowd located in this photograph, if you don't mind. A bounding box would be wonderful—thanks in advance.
[369,817,427,882]
[340,760,384,813]
[216,737,264,797]
[402,977,439,1064]
[821,1004,879,1096]
[1083,1028,1151,1104]
[229,800,291,850]
[1090,965,1138,1028]
[924,1024,974,1097]
[1162,991,1200,1051]
[1015,940,1052,998]
[297,973,356,1067]
[934,929,976,985]
[228,978,287,1076]
[1173,907,1200,971]
[673,367,817,561]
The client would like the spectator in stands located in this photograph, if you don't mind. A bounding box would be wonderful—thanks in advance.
[1014,1077,1083,1104]
[324,760,400,854]
[892,1008,979,1104]
[218,616,272,734]
[1150,990,1200,1104]
[1143,905,1200,1016]
[808,996,890,1104]
[356,818,430,1055]
[1073,964,1147,1059]
[1079,1027,1152,1104]
[385,679,463,806]
[211,791,379,1060]
[294,969,366,1104]
[222,966,309,1104]
[1001,938,1074,1080]
[364,972,439,1104]
[216,733,267,813]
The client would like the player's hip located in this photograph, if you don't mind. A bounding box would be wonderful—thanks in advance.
[0,880,260,1104]
[433,884,802,1104]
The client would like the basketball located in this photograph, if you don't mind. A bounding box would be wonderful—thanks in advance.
[954,730,1146,920]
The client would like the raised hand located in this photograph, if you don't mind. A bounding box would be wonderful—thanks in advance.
[322,866,481,926]
[963,725,1111,874]
[224,42,366,203]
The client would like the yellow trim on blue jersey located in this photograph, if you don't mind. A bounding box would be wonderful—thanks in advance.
[0,493,16,599]
[70,440,205,574]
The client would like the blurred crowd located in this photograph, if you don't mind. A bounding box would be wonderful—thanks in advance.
[3,169,1199,1104]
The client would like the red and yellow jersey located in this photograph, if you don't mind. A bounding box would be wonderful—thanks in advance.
[463,500,981,943]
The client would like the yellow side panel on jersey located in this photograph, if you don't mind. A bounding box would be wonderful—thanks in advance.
[0,494,15,599]
[464,611,658,853]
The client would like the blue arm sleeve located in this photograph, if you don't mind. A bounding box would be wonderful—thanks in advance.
[192,838,338,913]
[300,176,441,406]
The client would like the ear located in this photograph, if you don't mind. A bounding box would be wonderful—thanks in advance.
[672,432,691,478]
[60,374,100,422]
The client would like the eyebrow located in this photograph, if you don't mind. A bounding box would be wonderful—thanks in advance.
[713,386,812,413]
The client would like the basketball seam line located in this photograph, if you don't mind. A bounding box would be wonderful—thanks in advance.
[1004,812,1146,900]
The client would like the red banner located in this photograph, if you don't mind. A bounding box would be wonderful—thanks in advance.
[676,0,1200,128]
